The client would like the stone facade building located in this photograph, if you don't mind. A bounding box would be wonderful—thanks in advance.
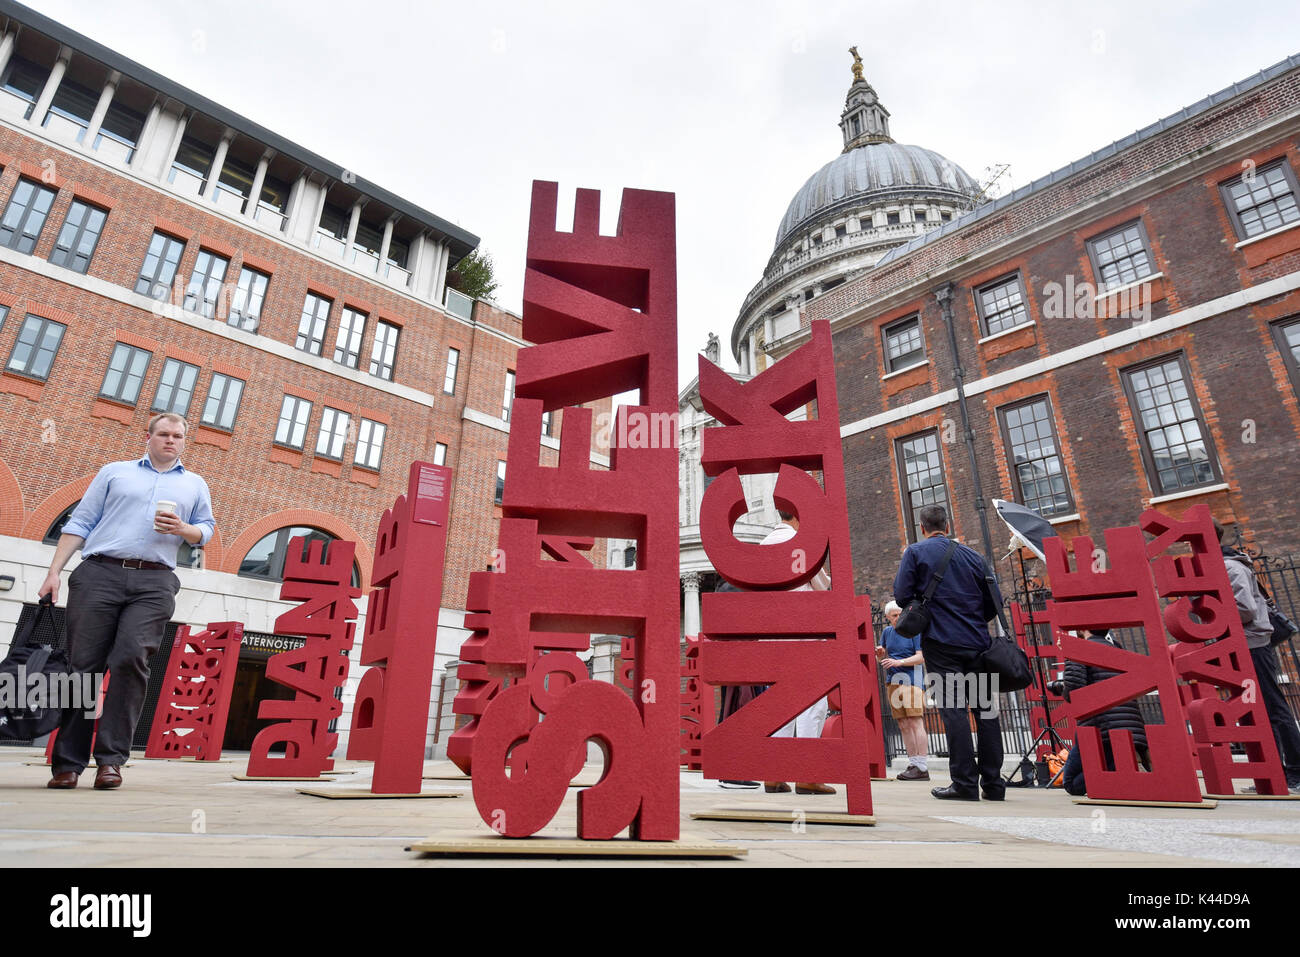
[767,53,1300,603]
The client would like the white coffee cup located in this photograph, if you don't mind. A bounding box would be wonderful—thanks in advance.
[154,500,177,533]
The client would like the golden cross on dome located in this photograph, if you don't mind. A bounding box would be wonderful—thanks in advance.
[849,46,864,81]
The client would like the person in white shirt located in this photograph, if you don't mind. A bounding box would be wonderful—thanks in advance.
[762,510,835,796]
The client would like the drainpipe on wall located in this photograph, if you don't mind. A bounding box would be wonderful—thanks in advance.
[934,282,995,564]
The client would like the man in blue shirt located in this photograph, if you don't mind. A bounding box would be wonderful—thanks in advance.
[893,504,1004,801]
[39,412,216,790]
[878,600,928,780]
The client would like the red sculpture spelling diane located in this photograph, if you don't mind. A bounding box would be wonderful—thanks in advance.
[697,321,880,816]
[246,537,359,778]
[465,182,680,840]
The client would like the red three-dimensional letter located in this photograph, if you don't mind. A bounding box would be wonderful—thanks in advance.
[698,321,876,815]
[469,182,679,840]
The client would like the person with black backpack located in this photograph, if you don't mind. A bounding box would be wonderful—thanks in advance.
[1213,518,1300,793]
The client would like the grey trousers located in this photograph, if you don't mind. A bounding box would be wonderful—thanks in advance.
[52,558,178,774]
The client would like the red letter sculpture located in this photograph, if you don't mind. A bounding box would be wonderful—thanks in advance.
[145,622,243,760]
[1142,506,1287,795]
[347,462,452,793]
[246,537,359,778]
[466,181,680,840]
[697,320,878,816]
[1036,527,1202,801]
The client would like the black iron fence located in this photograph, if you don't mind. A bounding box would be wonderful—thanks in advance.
[875,548,1300,762]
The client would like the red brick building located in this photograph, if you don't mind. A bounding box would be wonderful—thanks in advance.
[0,1,607,754]
[766,54,1300,602]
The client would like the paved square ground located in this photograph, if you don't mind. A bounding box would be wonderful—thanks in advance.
[2,747,1297,867]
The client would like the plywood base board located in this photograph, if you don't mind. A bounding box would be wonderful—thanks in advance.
[691,806,875,826]
[1203,792,1300,800]
[408,836,746,858]
[1073,798,1217,809]
[296,786,461,799]
[422,772,600,788]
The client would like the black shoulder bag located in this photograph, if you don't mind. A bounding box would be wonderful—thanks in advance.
[893,538,958,639]
[0,596,70,740]
[974,560,1033,692]
[1256,578,1299,648]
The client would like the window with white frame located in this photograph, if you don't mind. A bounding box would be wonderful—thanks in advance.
[1221,159,1300,240]
[333,307,366,369]
[152,358,200,416]
[201,373,244,431]
[48,199,107,273]
[274,394,313,449]
[296,292,332,356]
[315,407,351,460]
[355,418,386,470]
[369,320,399,380]
[443,346,460,394]
[229,266,269,332]
[503,369,515,421]
[0,179,57,253]
[99,342,152,405]
[135,231,185,300]
[183,249,230,319]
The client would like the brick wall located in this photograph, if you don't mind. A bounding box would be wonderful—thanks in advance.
[826,114,1300,601]
[0,122,615,617]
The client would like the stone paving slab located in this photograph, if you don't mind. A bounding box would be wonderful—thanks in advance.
[1,746,1296,867]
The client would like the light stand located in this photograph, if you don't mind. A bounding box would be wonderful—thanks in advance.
[1003,547,1068,787]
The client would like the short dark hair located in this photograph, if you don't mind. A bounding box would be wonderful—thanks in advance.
[918,504,948,533]
[777,509,795,522]
[1212,516,1228,543]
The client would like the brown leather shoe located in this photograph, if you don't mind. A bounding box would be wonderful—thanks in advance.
[763,781,792,793]
[795,782,837,795]
[47,771,79,789]
[896,765,931,781]
[93,765,122,790]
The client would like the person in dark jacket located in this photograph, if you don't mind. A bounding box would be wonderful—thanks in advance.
[1059,628,1151,796]
[893,503,1005,801]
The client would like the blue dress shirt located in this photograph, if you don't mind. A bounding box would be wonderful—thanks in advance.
[63,455,215,569]
[892,534,1002,650]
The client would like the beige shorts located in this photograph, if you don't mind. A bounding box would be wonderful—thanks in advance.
[888,683,926,719]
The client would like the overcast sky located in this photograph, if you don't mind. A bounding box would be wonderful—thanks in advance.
[35,0,1300,386]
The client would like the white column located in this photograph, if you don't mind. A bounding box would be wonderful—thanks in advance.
[345,202,361,250]
[81,71,119,149]
[283,173,307,236]
[589,636,621,686]
[132,101,160,171]
[377,217,394,268]
[201,132,232,199]
[310,184,328,239]
[433,242,449,303]
[682,572,702,637]
[0,33,16,80]
[160,111,189,183]
[31,47,70,125]
[408,231,428,291]
[247,151,271,220]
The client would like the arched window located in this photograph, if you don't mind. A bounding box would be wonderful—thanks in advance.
[43,502,80,544]
[237,525,361,586]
